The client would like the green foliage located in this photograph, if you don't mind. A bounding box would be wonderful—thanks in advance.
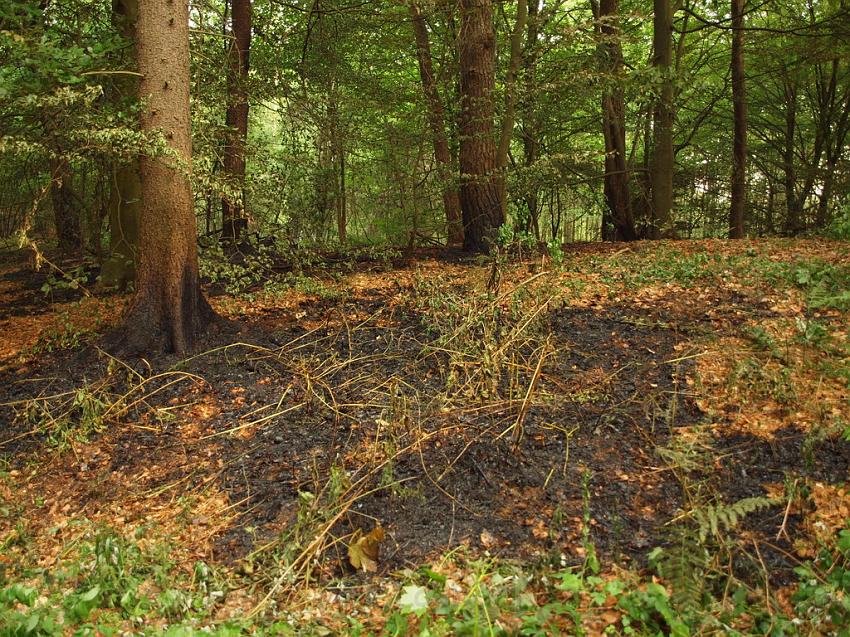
[39,265,88,297]
[0,525,226,636]
[791,262,850,311]
[29,311,94,354]
[793,525,850,634]
[824,204,850,240]
[691,497,776,543]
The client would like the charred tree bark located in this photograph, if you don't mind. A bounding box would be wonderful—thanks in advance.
[409,2,463,245]
[111,0,218,355]
[101,0,141,289]
[729,0,746,239]
[595,0,636,241]
[459,0,502,253]
[221,0,252,243]
[650,0,674,238]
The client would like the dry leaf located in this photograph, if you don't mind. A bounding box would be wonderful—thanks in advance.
[348,525,385,572]
[479,529,496,548]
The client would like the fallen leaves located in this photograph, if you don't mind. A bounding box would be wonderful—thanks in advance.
[348,525,386,572]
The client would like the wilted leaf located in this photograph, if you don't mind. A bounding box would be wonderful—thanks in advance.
[348,525,385,572]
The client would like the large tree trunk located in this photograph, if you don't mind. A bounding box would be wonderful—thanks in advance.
[459,0,502,253]
[112,0,217,354]
[409,2,463,245]
[101,0,141,289]
[728,0,746,238]
[595,0,636,241]
[650,0,674,238]
[221,0,252,243]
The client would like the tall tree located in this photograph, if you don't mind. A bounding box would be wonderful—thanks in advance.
[37,1,81,254]
[729,0,746,238]
[520,0,541,240]
[650,0,674,237]
[781,70,800,234]
[101,0,141,288]
[222,0,252,243]
[495,0,528,219]
[459,0,502,253]
[111,0,218,354]
[409,1,463,245]
[47,153,80,253]
[593,0,637,241]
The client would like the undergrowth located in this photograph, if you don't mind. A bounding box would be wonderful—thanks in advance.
[2,513,850,635]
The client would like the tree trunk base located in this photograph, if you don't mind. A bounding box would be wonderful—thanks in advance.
[103,288,237,357]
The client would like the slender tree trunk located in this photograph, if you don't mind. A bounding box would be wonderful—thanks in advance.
[495,0,528,219]
[337,146,346,243]
[49,155,80,253]
[595,0,636,241]
[521,0,541,241]
[102,0,141,289]
[409,2,463,245]
[222,0,252,243]
[815,64,850,228]
[765,180,775,234]
[459,0,502,253]
[111,0,217,354]
[37,2,81,254]
[650,0,674,238]
[782,77,800,234]
[729,0,746,239]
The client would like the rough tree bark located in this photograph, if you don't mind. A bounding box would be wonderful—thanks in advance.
[409,1,463,245]
[110,0,218,354]
[221,0,252,243]
[650,0,674,238]
[728,0,746,239]
[459,0,503,253]
[101,0,141,289]
[594,0,637,241]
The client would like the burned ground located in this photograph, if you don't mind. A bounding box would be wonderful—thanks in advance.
[2,240,848,608]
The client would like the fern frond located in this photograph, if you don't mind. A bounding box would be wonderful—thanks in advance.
[692,496,777,542]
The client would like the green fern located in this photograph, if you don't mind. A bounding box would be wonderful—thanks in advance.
[649,527,708,614]
[692,497,776,542]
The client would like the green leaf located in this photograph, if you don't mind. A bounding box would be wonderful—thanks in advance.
[398,584,429,617]
[555,571,582,593]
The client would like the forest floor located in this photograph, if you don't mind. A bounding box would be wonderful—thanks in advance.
[0,238,849,635]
